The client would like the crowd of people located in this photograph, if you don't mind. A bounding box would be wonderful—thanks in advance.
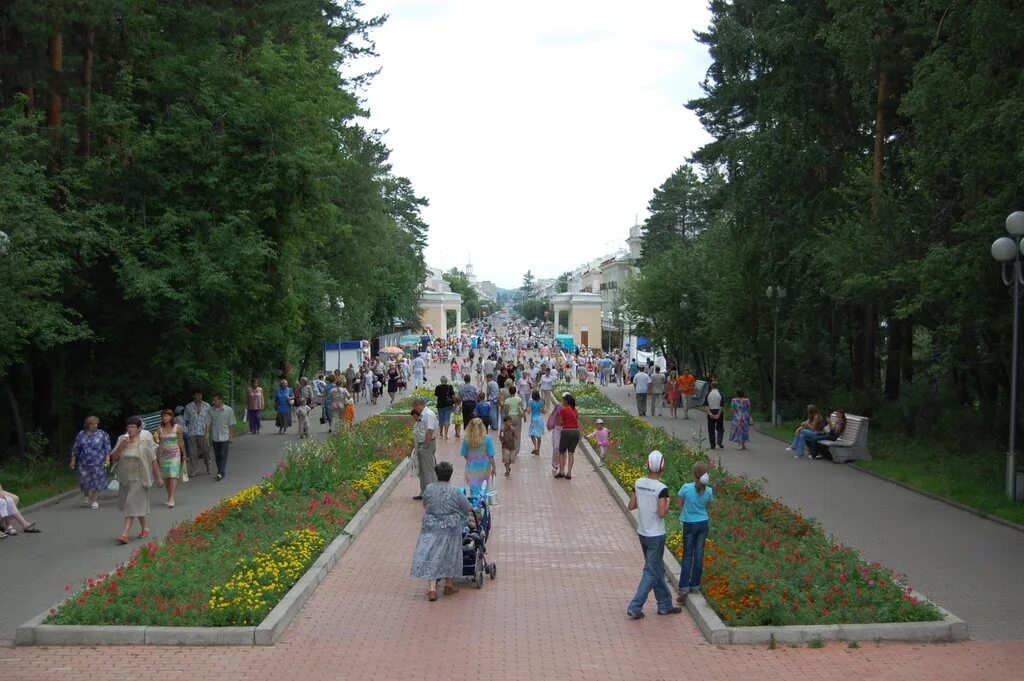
[405,314,715,619]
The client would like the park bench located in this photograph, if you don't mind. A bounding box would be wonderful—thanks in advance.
[140,411,162,433]
[817,412,871,463]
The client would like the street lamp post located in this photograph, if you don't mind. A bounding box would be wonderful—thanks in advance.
[335,298,345,372]
[990,210,1024,501]
[766,286,787,428]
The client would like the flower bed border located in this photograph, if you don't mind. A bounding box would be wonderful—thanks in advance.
[16,456,410,647]
[573,417,968,644]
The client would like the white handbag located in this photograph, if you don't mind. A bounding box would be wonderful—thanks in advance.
[107,464,120,493]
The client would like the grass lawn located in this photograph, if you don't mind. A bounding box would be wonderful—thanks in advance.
[759,422,1024,526]
[0,458,80,508]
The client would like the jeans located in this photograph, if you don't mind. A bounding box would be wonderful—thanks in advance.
[791,428,824,457]
[635,393,648,416]
[212,440,230,477]
[627,533,673,615]
[490,401,500,430]
[650,392,662,416]
[680,520,709,591]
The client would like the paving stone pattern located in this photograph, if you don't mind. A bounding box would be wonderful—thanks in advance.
[2,418,1022,679]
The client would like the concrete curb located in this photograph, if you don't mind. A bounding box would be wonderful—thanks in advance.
[21,488,83,515]
[755,424,1024,535]
[577,434,968,645]
[16,455,410,647]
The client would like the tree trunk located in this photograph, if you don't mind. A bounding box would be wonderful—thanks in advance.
[901,320,914,383]
[863,303,877,387]
[870,69,889,219]
[78,25,94,158]
[2,378,27,458]
[47,30,62,129]
[884,319,902,399]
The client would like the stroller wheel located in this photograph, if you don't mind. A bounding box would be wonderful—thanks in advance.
[488,563,497,579]
[475,552,484,588]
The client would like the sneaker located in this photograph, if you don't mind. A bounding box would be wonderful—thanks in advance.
[658,606,683,615]
[215,474,223,481]
[793,455,802,459]
[676,593,687,604]
[82,498,91,507]
[91,501,99,509]
[626,610,645,620]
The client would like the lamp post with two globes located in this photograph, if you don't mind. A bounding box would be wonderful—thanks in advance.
[990,210,1024,501]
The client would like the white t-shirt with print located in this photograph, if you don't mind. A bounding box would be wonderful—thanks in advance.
[634,476,669,537]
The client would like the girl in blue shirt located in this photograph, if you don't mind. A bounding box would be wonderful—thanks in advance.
[676,461,713,602]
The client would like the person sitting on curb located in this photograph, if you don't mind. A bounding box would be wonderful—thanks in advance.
[0,482,40,537]
[626,450,683,619]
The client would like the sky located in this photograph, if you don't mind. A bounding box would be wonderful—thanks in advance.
[357,1,714,289]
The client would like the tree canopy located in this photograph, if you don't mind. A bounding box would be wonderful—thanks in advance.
[625,0,1024,446]
[0,0,427,457]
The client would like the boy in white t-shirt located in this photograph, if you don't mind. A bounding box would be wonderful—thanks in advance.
[626,450,683,619]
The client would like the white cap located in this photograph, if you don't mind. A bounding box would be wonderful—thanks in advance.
[596,418,604,424]
[562,391,571,397]
[647,450,665,473]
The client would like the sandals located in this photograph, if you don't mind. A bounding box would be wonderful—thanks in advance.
[443,584,459,596]
[117,534,130,545]
[23,523,40,533]
[138,529,151,539]
[427,590,438,602]
[4,527,16,536]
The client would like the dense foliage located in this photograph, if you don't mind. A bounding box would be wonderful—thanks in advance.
[625,0,1024,448]
[50,415,408,626]
[0,1,427,460]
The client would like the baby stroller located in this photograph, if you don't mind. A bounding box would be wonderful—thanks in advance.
[460,484,497,588]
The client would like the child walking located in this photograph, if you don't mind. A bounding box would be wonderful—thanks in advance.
[296,398,311,439]
[586,418,611,465]
[676,461,713,603]
[453,398,463,438]
[500,415,517,476]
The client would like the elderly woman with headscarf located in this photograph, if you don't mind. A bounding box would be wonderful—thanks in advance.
[109,415,162,544]
[411,461,472,601]
[70,415,111,509]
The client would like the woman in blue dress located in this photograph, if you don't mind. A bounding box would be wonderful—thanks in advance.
[70,416,111,509]
[528,389,546,456]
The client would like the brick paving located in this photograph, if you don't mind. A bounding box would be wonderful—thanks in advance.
[3,416,1022,680]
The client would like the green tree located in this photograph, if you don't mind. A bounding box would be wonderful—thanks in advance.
[443,268,482,320]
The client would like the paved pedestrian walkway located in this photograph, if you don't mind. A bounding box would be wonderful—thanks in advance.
[3,416,1023,680]
[0,395,392,642]
[598,380,1024,641]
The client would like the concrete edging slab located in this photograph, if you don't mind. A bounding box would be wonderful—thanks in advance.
[576,432,967,645]
[17,455,411,647]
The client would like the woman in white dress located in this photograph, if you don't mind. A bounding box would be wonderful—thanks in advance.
[110,415,162,544]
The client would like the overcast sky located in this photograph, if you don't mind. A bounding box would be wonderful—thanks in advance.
[359,1,713,289]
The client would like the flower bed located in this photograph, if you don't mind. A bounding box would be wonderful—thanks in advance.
[576,390,941,627]
[380,386,436,415]
[553,382,630,417]
[48,416,409,627]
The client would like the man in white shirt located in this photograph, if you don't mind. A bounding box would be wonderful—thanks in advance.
[413,354,426,388]
[538,367,555,406]
[632,368,651,417]
[411,397,439,500]
[704,380,725,449]
[626,450,682,619]
[209,394,235,481]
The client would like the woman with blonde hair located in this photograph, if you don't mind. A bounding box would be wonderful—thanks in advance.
[70,415,111,509]
[459,417,496,495]
[154,409,187,507]
[787,404,826,459]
